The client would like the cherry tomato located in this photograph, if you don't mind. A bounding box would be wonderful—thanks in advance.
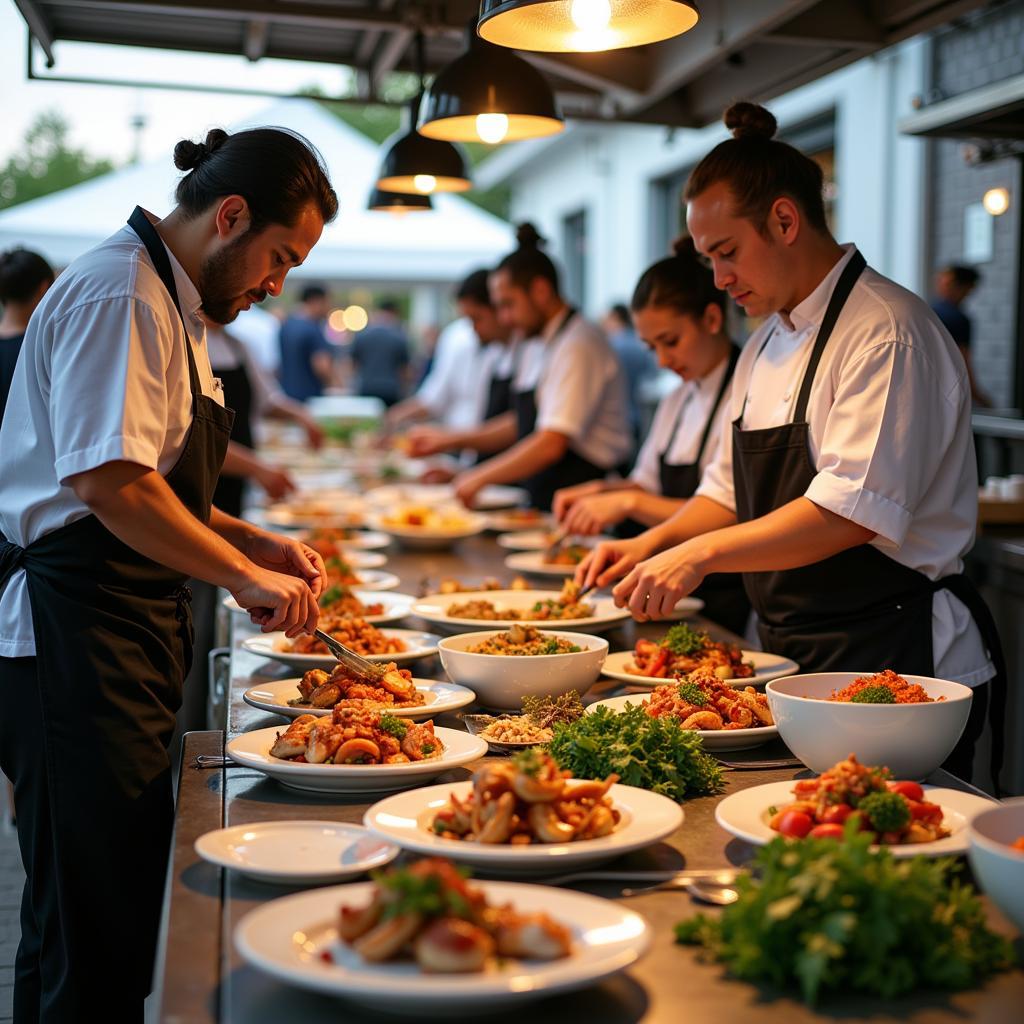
[821,803,853,825]
[793,779,819,795]
[809,824,845,840]
[776,810,814,838]
[907,799,943,823]
[888,781,924,802]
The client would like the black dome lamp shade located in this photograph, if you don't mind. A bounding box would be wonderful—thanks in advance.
[367,186,433,213]
[417,30,563,144]
[376,92,473,195]
[477,0,700,53]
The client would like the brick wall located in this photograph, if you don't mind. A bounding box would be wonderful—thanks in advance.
[927,0,1024,408]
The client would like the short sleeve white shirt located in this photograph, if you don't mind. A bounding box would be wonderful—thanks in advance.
[696,245,991,685]
[0,212,221,658]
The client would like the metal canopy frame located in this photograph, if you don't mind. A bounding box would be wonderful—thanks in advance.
[14,0,990,127]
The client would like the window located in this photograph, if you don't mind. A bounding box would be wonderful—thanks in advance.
[649,165,692,260]
[562,209,588,309]
[780,111,838,233]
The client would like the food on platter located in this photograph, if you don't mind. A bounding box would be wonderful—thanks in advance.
[547,704,723,801]
[279,618,406,657]
[676,824,1014,1006]
[629,624,753,680]
[289,662,425,711]
[382,506,475,530]
[541,539,589,566]
[500,509,545,525]
[304,526,360,557]
[423,575,530,597]
[324,556,363,587]
[431,751,619,845]
[767,754,949,844]
[475,692,585,746]
[448,580,594,622]
[335,858,571,972]
[1013,836,1024,852]
[274,499,363,525]
[828,669,941,704]
[269,708,443,765]
[318,584,385,618]
[466,624,582,657]
[640,669,773,731]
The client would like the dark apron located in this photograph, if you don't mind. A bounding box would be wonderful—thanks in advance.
[0,206,233,1019]
[211,334,255,519]
[514,309,606,511]
[472,340,521,467]
[732,249,1005,785]
[657,346,750,635]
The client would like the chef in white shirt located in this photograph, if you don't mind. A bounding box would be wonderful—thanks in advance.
[0,126,337,1021]
[454,223,632,511]
[553,238,749,634]
[579,102,1004,785]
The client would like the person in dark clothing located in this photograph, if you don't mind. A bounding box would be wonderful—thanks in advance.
[278,284,334,401]
[350,298,412,406]
[931,264,990,407]
[0,248,54,424]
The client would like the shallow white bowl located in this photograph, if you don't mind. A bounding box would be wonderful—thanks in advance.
[765,673,973,780]
[438,630,608,711]
[968,798,1024,933]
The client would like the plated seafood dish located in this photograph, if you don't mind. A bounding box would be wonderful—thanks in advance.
[317,585,384,618]
[279,618,407,657]
[324,556,363,587]
[427,575,530,595]
[289,663,425,711]
[448,580,594,622]
[629,623,754,680]
[541,540,589,566]
[640,668,773,731]
[466,625,582,657]
[829,669,942,704]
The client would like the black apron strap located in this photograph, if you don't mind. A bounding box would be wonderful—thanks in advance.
[0,536,25,589]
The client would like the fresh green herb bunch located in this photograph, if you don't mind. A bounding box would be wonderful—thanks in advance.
[675,820,1014,1005]
[521,691,585,728]
[661,623,710,656]
[676,679,708,706]
[374,866,472,920]
[377,714,408,739]
[318,584,346,608]
[850,685,896,704]
[857,791,910,833]
[546,705,722,801]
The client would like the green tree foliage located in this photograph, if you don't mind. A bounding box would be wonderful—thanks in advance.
[0,111,115,210]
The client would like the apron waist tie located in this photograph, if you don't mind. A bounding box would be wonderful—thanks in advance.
[0,536,26,589]
[174,584,193,624]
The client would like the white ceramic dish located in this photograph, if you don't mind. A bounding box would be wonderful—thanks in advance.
[194,821,398,885]
[367,483,528,510]
[226,725,486,794]
[497,532,610,552]
[235,879,650,1014]
[504,551,588,577]
[968,798,1024,932]
[297,529,391,551]
[412,589,630,635]
[242,678,476,721]
[484,510,553,533]
[367,509,488,550]
[765,673,973,779]
[224,590,414,626]
[586,694,779,751]
[241,629,441,671]
[263,495,367,531]
[327,569,400,592]
[715,780,993,858]
[600,649,799,688]
[437,630,608,711]
[326,550,387,569]
[364,781,683,875]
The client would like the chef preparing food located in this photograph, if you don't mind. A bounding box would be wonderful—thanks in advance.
[578,101,1004,785]
[0,126,336,1021]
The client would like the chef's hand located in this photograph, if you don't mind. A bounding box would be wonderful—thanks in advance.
[612,539,706,622]
[576,534,657,591]
[562,492,633,536]
[407,425,454,457]
[552,480,604,522]
[299,412,325,451]
[232,567,320,637]
[419,465,456,485]
[453,468,487,508]
[245,529,327,600]
[255,465,296,501]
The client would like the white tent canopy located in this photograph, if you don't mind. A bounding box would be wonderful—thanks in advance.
[0,98,514,284]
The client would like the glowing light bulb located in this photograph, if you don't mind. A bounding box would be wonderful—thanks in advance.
[342,305,368,332]
[476,112,510,145]
[983,187,1010,216]
[327,308,346,332]
[413,174,437,194]
[570,0,612,32]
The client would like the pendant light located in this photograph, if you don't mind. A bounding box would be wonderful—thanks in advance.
[417,26,563,144]
[478,0,700,53]
[375,32,473,195]
[367,186,433,213]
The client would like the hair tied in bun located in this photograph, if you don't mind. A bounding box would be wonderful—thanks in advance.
[515,222,546,251]
[670,235,698,260]
[173,128,229,173]
[723,101,777,141]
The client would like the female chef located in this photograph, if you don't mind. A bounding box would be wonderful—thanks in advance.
[579,102,1003,784]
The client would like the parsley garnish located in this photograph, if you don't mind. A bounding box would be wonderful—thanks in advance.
[377,714,408,739]
[676,679,708,706]
[850,685,896,704]
[661,623,709,656]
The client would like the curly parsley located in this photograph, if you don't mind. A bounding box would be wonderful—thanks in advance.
[377,714,408,739]
[660,623,710,657]
[850,685,896,704]
[676,680,708,706]
[373,866,472,920]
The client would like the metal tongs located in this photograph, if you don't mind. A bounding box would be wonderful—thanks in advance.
[313,629,385,682]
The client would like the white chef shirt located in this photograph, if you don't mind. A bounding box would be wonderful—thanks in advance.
[515,310,632,470]
[414,318,487,431]
[696,245,992,686]
[0,213,222,658]
[631,355,733,494]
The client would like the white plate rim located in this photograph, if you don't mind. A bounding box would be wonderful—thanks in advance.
[241,629,441,668]
[599,649,799,688]
[224,590,415,625]
[410,589,631,632]
[504,551,580,576]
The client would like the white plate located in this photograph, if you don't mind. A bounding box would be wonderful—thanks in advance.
[194,821,399,885]
[368,509,487,548]
[243,678,476,720]
[504,551,589,577]
[367,483,528,511]
[497,531,612,552]
[411,589,631,635]
[600,649,799,688]
[714,781,995,858]
[225,590,414,626]
[295,529,391,551]
[331,550,387,569]
[226,726,486,794]
[586,695,779,751]
[484,510,553,533]
[332,569,400,592]
[235,879,650,1014]
[241,629,441,670]
[263,503,367,531]
[364,782,683,875]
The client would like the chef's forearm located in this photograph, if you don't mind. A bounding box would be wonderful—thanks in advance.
[66,461,252,588]
[642,495,737,550]
[624,490,688,528]
[469,430,568,486]
[453,413,518,455]
[208,506,259,550]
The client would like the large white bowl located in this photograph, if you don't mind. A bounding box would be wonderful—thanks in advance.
[968,798,1024,933]
[765,672,973,780]
[438,630,608,710]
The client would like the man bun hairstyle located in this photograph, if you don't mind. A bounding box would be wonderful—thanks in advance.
[455,268,492,307]
[496,221,560,292]
[173,126,338,232]
[685,101,829,235]
[0,247,54,304]
[631,235,726,321]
